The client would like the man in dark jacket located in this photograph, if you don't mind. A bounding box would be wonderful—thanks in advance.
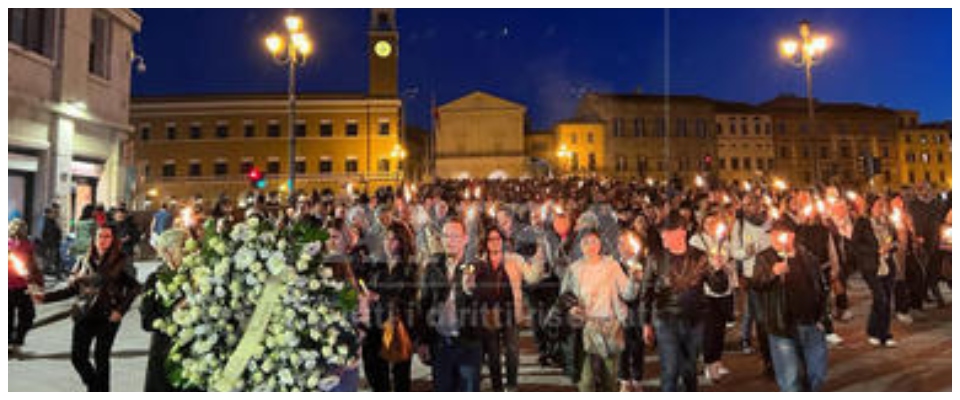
[907,183,948,307]
[753,218,828,392]
[40,206,64,278]
[415,217,483,391]
[641,211,727,392]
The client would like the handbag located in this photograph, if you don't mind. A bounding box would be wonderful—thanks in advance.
[380,315,413,363]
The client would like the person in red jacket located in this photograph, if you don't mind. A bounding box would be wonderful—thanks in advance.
[8,218,43,354]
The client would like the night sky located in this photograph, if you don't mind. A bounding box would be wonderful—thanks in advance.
[131,8,951,130]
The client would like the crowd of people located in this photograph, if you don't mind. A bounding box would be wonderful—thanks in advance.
[8,176,953,392]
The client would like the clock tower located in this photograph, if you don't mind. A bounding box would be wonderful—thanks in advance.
[368,9,398,98]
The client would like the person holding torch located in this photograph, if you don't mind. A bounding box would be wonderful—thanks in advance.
[8,218,43,355]
[752,218,828,391]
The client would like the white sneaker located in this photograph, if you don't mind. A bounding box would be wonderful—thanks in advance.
[896,313,914,325]
[840,310,854,322]
[717,364,732,376]
[884,339,898,348]
[868,337,882,347]
[826,333,844,346]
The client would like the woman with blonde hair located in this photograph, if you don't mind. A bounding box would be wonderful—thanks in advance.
[140,229,189,391]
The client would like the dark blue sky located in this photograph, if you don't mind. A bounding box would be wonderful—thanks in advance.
[132,8,951,130]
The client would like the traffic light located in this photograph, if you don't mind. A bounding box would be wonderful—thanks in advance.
[248,166,267,189]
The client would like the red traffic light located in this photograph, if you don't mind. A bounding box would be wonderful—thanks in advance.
[248,167,262,181]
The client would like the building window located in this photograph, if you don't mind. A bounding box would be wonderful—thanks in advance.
[820,146,828,159]
[379,121,390,136]
[8,9,55,58]
[267,160,280,174]
[937,152,944,163]
[143,164,151,178]
[89,13,111,78]
[166,125,177,140]
[571,152,579,171]
[571,133,578,144]
[925,171,931,183]
[613,118,622,137]
[346,122,359,137]
[634,119,644,137]
[189,162,202,177]
[697,119,707,138]
[296,160,306,173]
[268,122,281,137]
[319,159,333,174]
[717,123,724,136]
[378,159,390,173]
[780,146,789,158]
[765,123,772,135]
[216,124,229,139]
[588,153,596,171]
[718,158,726,170]
[744,157,752,170]
[587,132,594,144]
[214,161,228,176]
[295,121,307,137]
[920,135,928,145]
[904,133,911,143]
[345,159,358,173]
[140,126,150,141]
[190,124,202,140]
[678,118,687,137]
[768,158,775,170]
[754,119,761,135]
[909,171,916,183]
[905,152,915,163]
[657,118,666,137]
[320,121,333,137]
[162,163,176,177]
[731,157,740,170]
[240,161,254,175]
[244,122,255,137]
[840,146,851,158]
[940,170,946,183]
[615,156,626,172]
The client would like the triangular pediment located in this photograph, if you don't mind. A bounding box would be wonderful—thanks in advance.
[439,91,526,112]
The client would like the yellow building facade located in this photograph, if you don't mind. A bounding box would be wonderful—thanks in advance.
[896,111,951,189]
[435,91,528,179]
[553,120,606,176]
[131,94,402,204]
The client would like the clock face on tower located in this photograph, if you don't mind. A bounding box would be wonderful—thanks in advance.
[374,40,392,58]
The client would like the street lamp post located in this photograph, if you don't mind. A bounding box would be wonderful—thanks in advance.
[780,19,829,184]
[265,15,312,202]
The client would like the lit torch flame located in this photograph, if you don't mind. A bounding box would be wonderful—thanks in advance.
[778,232,789,246]
[943,227,952,245]
[816,200,826,214]
[9,253,28,278]
[715,222,727,239]
[891,208,902,227]
[802,205,814,218]
[629,235,641,255]
[181,207,195,228]
[845,190,858,202]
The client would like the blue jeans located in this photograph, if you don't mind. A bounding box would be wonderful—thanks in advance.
[653,317,702,392]
[741,288,759,344]
[432,338,482,392]
[768,324,828,391]
[863,272,894,342]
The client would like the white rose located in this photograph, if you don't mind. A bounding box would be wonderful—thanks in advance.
[308,280,321,291]
[320,267,334,280]
[321,346,333,358]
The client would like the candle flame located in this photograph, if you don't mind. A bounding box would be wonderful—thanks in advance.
[816,200,826,214]
[474,187,481,199]
[803,205,814,217]
[695,175,705,188]
[778,232,789,245]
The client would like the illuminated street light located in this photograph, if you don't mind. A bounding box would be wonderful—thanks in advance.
[265,14,313,202]
[779,19,830,184]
